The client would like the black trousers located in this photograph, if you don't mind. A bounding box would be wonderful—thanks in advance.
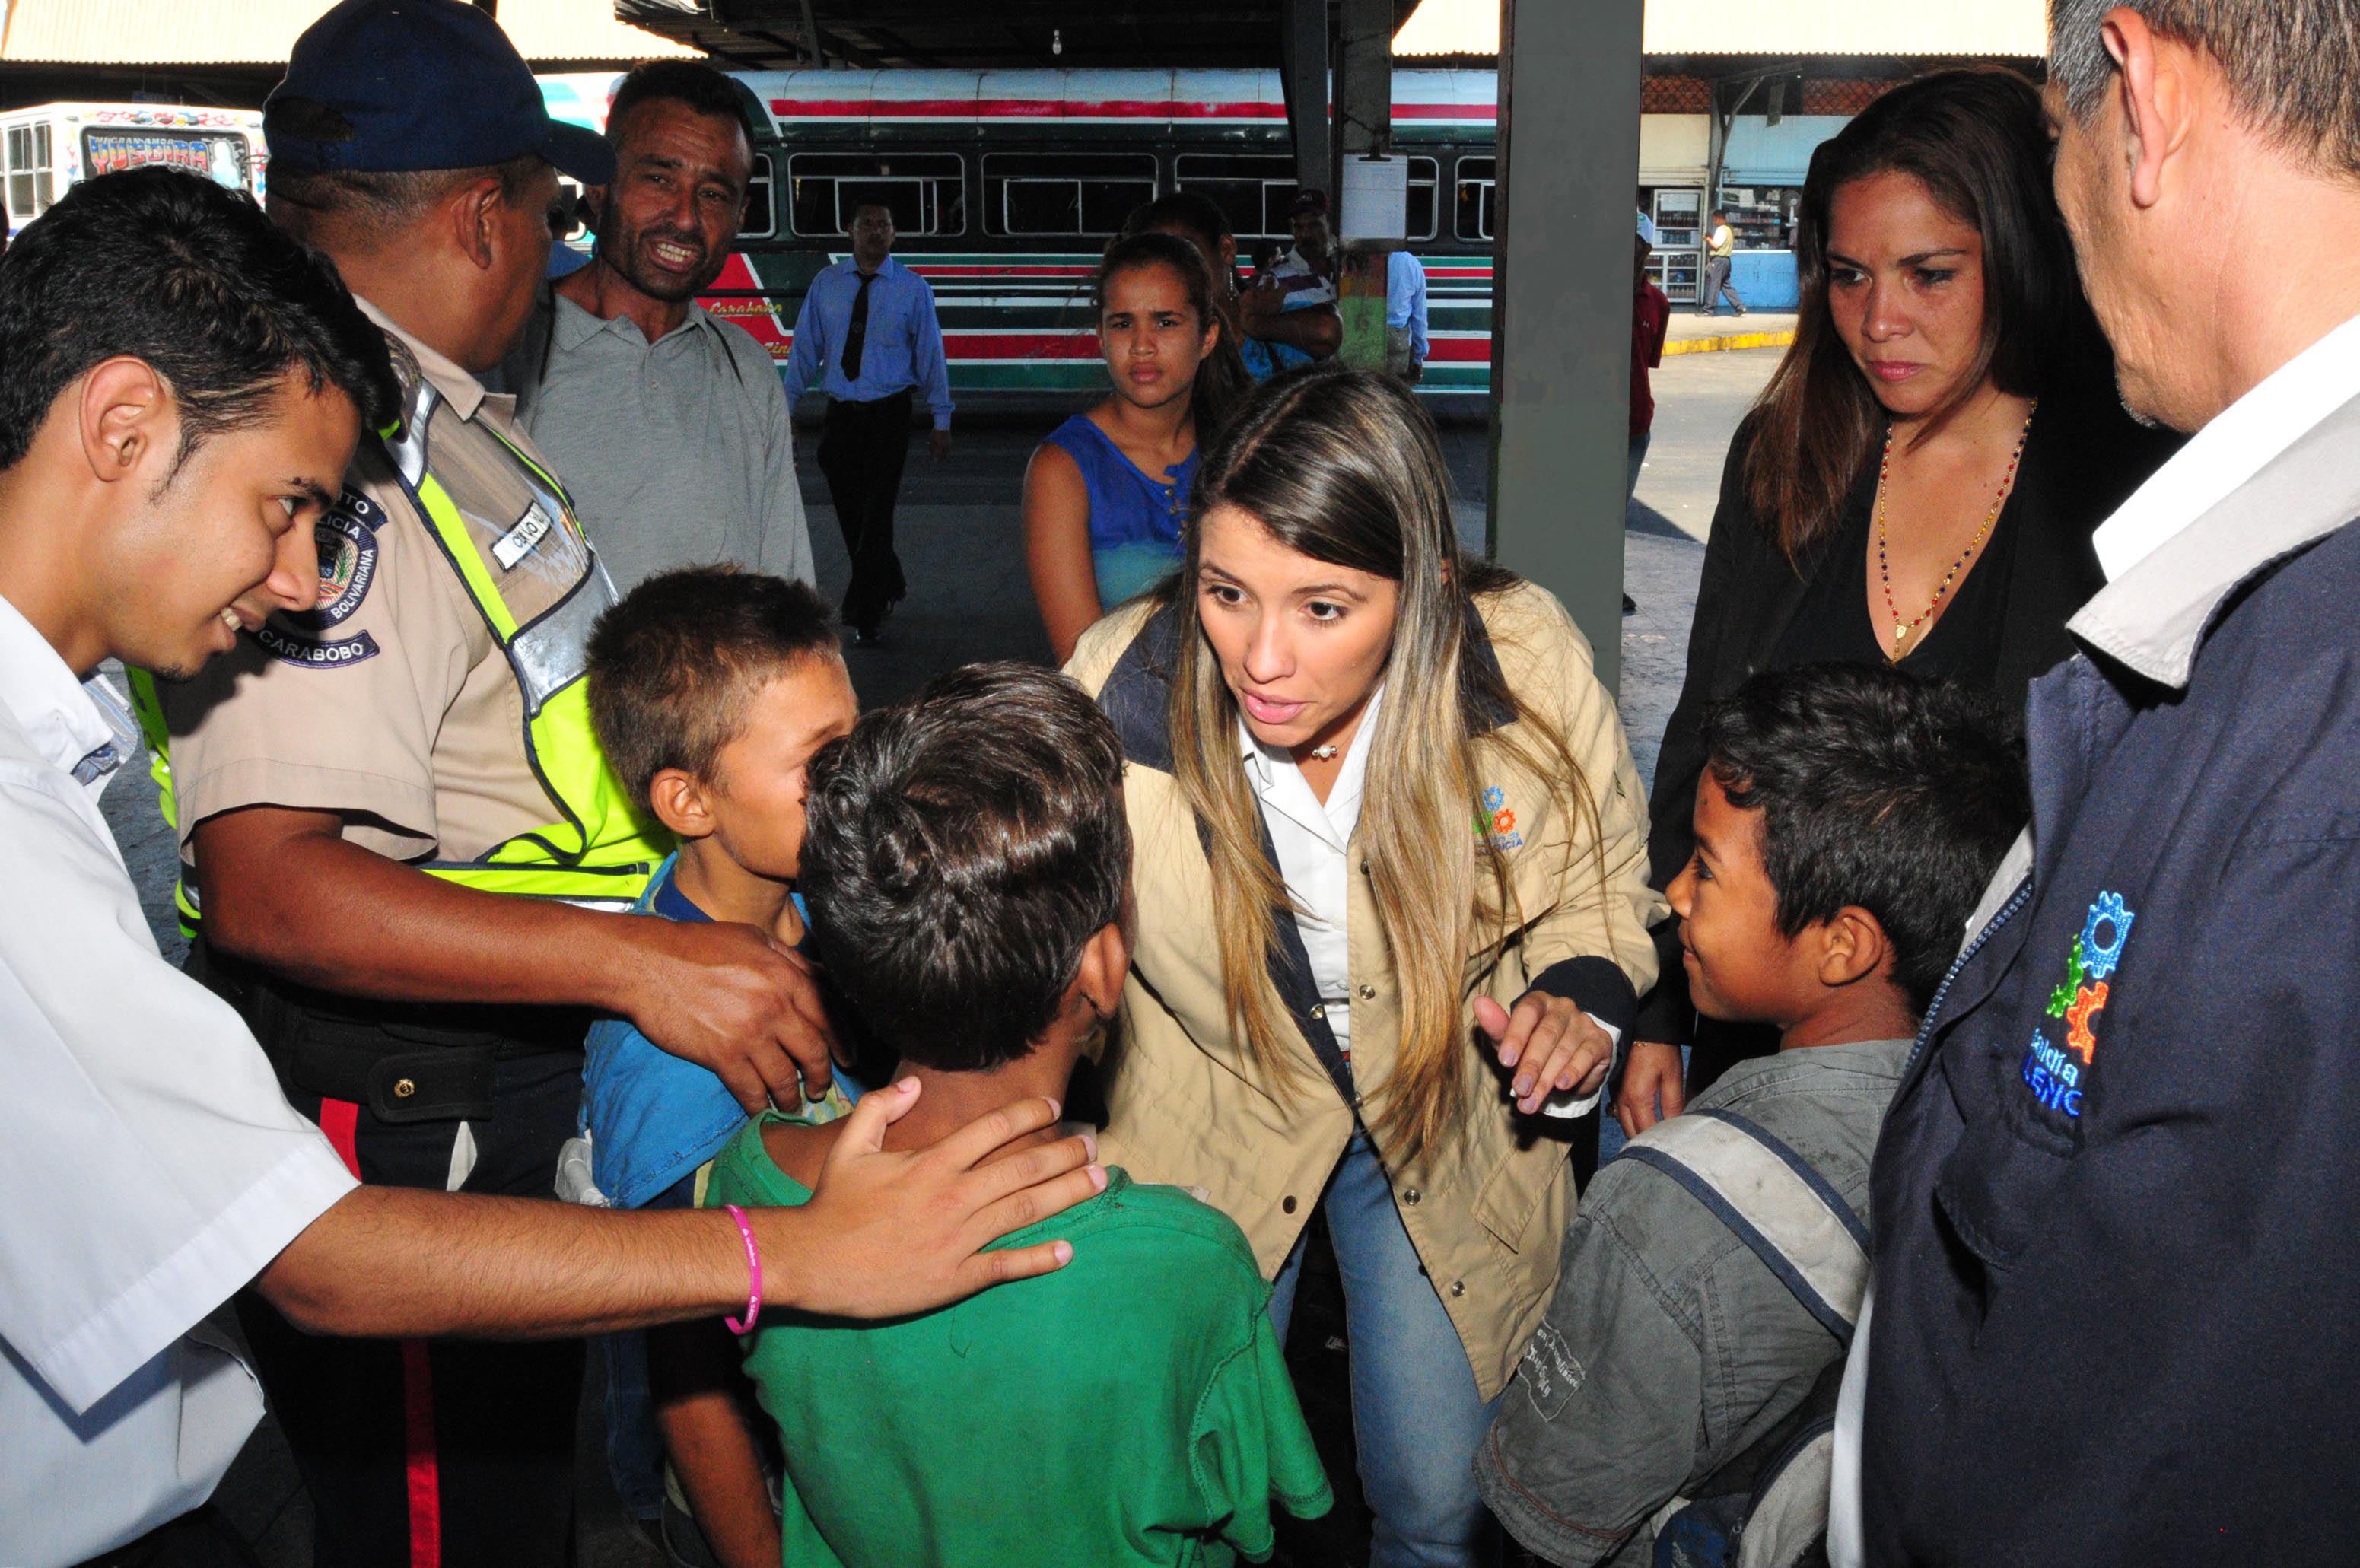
[233,1052,585,1568]
[816,390,913,631]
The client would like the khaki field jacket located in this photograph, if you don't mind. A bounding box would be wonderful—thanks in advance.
[1067,580,1663,1398]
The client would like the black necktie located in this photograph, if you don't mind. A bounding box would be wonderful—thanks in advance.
[841,271,876,380]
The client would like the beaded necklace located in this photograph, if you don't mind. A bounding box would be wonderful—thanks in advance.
[1874,400,2037,662]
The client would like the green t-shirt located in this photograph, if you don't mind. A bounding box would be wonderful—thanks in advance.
[703,1112,1334,1566]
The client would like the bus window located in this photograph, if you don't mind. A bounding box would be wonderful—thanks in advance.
[1175,153,1295,240]
[1455,156,1496,243]
[1404,155,1439,241]
[982,154,1156,237]
[741,151,775,240]
[788,152,965,237]
[6,124,53,225]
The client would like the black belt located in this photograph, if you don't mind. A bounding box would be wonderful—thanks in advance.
[189,937,587,1124]
[828,388,914,412]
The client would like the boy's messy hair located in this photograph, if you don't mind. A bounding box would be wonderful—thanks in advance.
[1701,663,2028,1014]
[797,663,1129,1072]
[586,567,838,813]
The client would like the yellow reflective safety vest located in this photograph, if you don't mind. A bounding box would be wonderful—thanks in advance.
[134,366,665,932]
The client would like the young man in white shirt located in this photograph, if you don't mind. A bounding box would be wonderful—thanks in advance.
[0,167,1099,1568]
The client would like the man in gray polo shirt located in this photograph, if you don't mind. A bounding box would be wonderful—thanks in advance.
[498,60,812,590]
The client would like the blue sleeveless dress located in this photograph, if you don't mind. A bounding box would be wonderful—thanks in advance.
[1042,414,1199,610]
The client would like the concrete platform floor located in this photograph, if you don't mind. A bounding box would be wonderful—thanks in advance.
[94,348,1784,1567]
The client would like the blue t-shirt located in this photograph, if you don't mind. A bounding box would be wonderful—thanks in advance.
[579,853,852,1209]
[1042,413,1197,610]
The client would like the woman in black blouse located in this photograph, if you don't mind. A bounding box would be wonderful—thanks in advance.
[1617,68,2180,1132]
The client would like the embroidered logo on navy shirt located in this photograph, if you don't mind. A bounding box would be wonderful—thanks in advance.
[2021,891,2137,1118]
[254,488,383,668]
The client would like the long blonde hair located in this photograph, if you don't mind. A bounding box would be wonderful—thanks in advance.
[1167,367,1607,1163]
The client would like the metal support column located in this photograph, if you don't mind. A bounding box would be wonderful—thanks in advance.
[1337,0,1390,165]
[1487,0,1643,690]
[1280,0,1332,198]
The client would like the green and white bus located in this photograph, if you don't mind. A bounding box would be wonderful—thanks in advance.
[539,68,1500,399]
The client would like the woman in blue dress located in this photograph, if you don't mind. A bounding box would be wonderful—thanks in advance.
[1024,231,1245,661]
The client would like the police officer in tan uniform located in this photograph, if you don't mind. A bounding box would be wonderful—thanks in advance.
[149,4,848,1561]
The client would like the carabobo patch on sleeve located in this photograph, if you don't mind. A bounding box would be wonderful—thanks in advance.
[254,488,383,668]
[2019,891,2137,1118]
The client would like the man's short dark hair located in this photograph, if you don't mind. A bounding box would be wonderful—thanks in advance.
[1701,663,2029,1016]
[264,97,545,240]
[797,663,1129,1073]
[2051,0,2360,179]
[0,166,398,473]
[606,59,749,144]
[585,567,838,813]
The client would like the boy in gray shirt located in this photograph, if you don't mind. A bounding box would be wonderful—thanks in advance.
[1477,664,2029,1566]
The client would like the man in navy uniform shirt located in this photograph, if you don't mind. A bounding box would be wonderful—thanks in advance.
[1834,3,2360,1561]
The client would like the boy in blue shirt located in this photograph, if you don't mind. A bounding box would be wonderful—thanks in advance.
[567,565,860,1538]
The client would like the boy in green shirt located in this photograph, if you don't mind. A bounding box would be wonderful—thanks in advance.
[685,662,1333,1566]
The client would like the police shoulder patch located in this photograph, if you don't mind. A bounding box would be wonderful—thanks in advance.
[254,486,383,668]
[296,488,383,630]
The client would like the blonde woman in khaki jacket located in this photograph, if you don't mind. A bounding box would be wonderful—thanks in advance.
[1066,367,1660,1567]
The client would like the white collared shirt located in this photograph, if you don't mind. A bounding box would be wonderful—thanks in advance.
[0,593,356,1563]
[2094,312,2360,580]
[1239,688,1610,1117]
[1827,314,2360,1568]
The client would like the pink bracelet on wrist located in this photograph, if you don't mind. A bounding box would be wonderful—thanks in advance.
[722,1204,763,1334]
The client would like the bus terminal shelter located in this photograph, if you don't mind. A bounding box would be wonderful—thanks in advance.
[606,0,1647,684]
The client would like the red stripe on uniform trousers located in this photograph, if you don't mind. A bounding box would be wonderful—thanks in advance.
[318,1098,362,1179]
[316,1099,442,1567]
[402,1340,442,1568]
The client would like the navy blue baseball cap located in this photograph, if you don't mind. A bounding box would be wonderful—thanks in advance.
[266,0,615,186]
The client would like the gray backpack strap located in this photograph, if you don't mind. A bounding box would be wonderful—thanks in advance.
[1623,1108,1870,1345]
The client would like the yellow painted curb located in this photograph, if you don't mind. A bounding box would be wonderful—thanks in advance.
[1664,329,1795,356]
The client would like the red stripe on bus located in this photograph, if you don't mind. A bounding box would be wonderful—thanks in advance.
[771,98,1293,121]
[911,266,1097,278]
[941,332,1103,358]
[768,98,1489,123]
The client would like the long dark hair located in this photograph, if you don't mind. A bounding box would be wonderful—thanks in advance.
[1745,68,2104,557]
[1096,230,1250,440]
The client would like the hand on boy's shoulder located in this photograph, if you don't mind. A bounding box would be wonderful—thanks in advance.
[615,916,838,1108]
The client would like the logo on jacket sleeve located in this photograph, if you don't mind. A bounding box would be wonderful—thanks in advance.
[2021,891,2137,1118]
[1474,784,1522,852]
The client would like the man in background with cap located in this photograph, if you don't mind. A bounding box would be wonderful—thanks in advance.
[146,2,844,1559]
[1240,187,1344,367]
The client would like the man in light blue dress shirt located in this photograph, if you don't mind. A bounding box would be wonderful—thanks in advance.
[1385,249,1430,383]
[784,201,953,643]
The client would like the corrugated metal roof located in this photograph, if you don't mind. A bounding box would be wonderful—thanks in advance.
[0,0,700,67]
[1394,0,2049,59]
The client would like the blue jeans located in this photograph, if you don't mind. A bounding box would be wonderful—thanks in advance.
[1271,1131,1503,1568]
